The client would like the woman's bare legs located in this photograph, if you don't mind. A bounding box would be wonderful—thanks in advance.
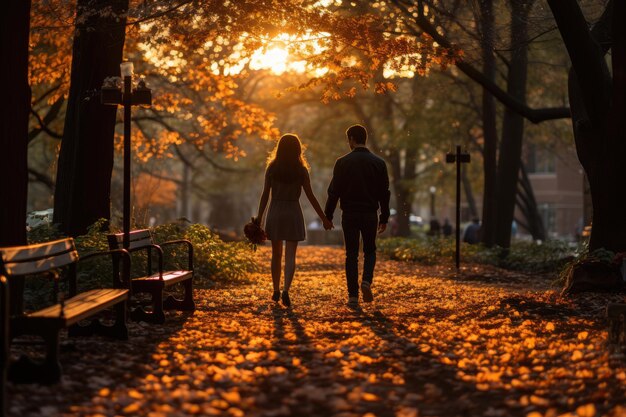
[283,241,299,293]
[271,240,283,294]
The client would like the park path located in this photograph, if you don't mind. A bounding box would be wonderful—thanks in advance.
[7,246,626,417]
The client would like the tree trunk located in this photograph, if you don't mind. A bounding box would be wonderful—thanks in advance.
[478,0,498,247]
[0,1,31,246]
[461,168,478,220]
[180,163,190,220]
[494,0,531,249]
[516,163,546,240]
[549,0,625,254]
[588,0,626,252]
[53,0,128,236]
[388,150,411,237]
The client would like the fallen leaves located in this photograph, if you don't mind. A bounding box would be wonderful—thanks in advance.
[6,246,626,416]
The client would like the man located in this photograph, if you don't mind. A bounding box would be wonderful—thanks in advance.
[324,124,390,306]
[463,218,481,244]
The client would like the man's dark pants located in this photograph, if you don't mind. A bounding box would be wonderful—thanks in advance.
[341,212,378,297]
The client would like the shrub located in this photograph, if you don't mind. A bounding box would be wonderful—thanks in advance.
[151,222,258,282]
[24,220,258,298]
[378,237,573,274]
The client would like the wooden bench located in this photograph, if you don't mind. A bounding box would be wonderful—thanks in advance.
[0,238,130,384]
[108,230,195,324]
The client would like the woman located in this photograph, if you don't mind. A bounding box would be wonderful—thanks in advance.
[254,134,332,307]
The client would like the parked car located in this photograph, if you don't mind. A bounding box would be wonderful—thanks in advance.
[26,208,54,230]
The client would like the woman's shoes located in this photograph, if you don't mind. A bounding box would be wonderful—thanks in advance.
[281,291,291,307]
[271,289,291,307]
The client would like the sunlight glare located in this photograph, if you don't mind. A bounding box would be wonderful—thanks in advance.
[250,47,289,75]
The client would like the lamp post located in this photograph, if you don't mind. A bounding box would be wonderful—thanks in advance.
[101,61,152,249]
[429,186,436,218]
[446,145,471,269]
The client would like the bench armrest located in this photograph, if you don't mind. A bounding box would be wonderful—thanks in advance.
[79,249,131,288]
[159,239,194,271]
[123,244,164,278]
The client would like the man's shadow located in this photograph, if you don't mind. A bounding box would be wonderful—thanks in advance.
[350,306,515,416]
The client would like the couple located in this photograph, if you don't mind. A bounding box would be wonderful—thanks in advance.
[254,124,390,307]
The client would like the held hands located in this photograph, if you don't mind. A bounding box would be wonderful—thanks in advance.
[378,223,387,234]
[322,217,334,230]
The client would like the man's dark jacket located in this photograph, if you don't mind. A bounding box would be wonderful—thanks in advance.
[324,147,391,224]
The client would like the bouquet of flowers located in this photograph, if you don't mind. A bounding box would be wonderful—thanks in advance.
[244,217,267,250]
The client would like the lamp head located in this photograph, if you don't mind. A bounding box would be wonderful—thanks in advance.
[120,61,134,78]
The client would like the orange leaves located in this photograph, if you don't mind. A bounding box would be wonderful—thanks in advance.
[132,172,177,210]
[9,247,626,417]
[375,81,398,94]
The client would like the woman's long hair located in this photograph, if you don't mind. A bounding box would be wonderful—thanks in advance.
[266,134,309,183]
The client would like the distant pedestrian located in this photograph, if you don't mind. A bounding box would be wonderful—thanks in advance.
[463,218,481,244]
[442,218,453,237]
[428,218,441,236]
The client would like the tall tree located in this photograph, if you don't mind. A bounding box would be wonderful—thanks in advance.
[53,0,129,236]
[494,0,534,249]
[0,1,31,246]
[477,0,499,247]
[547,0,626,252]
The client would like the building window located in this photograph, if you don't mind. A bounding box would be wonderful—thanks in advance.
[527,144,556,174]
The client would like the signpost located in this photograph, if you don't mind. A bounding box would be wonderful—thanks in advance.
[446,145,470,269]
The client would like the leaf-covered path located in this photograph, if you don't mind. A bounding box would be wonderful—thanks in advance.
[8,246,626,417]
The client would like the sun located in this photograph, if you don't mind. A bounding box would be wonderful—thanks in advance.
[250,46,290,75]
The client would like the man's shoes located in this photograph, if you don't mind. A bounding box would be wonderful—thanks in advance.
[272,291,280,302]
[347,296,359,307]
[361,281,373,302]
[281,291,291,307]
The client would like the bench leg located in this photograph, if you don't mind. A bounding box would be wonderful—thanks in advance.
[130,290,165,324]
[182,278,195,312]
[162,279,196,312]
[67,301,128,340]
[9,329,61,385]
[151,290,166,324]
[42,328,62,384]
[113,299,129,340]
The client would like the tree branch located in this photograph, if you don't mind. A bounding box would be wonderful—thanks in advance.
[28,168,54,190]
[546,0,611,127]
[29,97,65,142]
[391,0,571,124]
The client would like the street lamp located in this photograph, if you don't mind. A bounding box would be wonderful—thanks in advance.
[101,61,152,249]
[446,145,471,269]
[429,186,436,218]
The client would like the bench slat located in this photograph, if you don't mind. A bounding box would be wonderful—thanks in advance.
[108,230,152,250]
[0,238,75,263]
[134,270,192,285]
[2,251,79,276]
[27,288,128,326]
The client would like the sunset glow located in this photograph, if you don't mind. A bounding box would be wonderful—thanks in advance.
[250,46,290,74]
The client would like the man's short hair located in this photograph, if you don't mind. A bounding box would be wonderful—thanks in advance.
[346,124,367,145]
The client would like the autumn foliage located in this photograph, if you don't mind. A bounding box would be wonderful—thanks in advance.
[28,0,459,162]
